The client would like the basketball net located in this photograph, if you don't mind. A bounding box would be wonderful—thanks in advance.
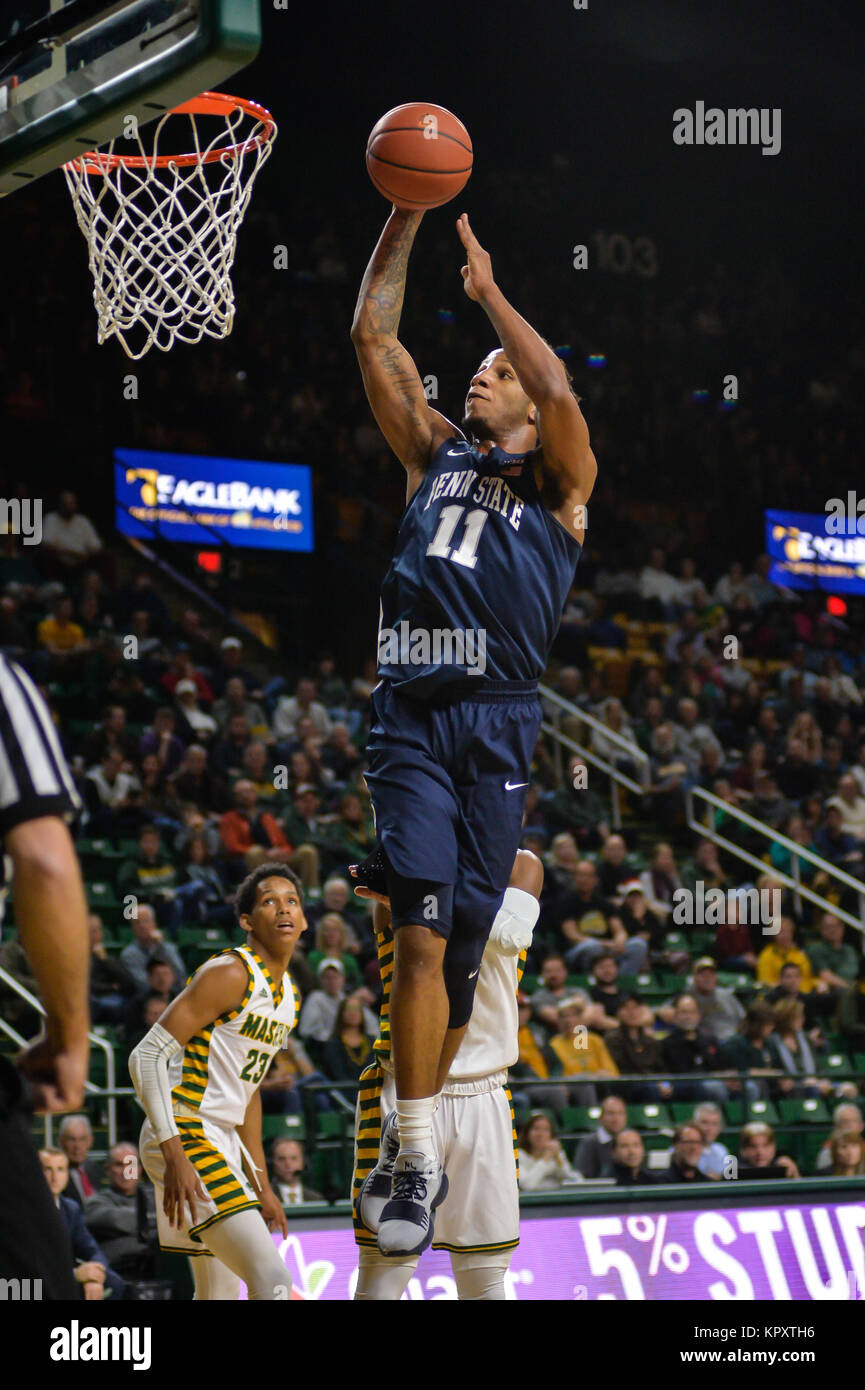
[62,93,277,360]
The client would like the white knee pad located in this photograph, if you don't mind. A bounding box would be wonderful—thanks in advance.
[354,1245,419,1301]
[201,1209,292,1301]
[451,1248,512,1300]
[192,1255,241,1301]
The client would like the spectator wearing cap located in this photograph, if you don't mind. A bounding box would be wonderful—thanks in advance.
[174,678,218,744]
[608,1129,657,1186]
[659,1123,711,1183]
[209,636,260,699]
[693,1102,730,1178]
[617,879,666,956]
[556,861,648,976]
[573,1094,629,1178]
[690,958,745,1044]
[604,992,669,1093]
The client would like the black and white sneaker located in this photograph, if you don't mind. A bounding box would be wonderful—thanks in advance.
[377,1152,449,1258]
[357,1109,400,1234]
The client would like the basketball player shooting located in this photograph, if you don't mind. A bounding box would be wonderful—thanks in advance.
[351,204,597,1257]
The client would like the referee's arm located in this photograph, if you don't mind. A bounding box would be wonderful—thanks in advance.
[0,656,89,1112]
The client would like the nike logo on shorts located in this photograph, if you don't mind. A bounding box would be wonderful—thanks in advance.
[505,780,529,791]
[447,446,470,456]
[468,968,480,978]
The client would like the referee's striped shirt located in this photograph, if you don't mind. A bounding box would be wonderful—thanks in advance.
[0,654,80,839]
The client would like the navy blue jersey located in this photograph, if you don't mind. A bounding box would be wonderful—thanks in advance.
[377,437,581,698]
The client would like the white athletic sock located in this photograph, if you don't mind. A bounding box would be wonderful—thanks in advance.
[395,1096,438,1164]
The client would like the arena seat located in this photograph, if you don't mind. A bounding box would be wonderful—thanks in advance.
[725,1099,779,1126]
[777,1097,831,1125]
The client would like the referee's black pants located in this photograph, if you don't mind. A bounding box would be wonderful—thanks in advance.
[0,1058,77,1299]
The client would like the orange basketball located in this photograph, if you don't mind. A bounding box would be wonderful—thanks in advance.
[365,102,473,210]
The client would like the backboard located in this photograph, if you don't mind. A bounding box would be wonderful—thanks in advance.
[0,0,262,195]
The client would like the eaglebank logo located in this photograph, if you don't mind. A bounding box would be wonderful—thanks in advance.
[125,468,302,520]
[50,1321,151,1370]
[672,883,780,930]
[378,620,488,675]
[673,102,781,157]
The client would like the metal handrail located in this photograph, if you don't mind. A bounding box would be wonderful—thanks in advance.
[536,683,865,930]
[539,683,649,832]
[0,966,117,1146]
[687,786,865,937]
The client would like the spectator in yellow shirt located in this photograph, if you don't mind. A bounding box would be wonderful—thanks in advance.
[550,997,619,1106]
[36,596,89,657]
[756,915,817,992]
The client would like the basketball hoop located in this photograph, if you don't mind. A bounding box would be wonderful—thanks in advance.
[62,92,277,359]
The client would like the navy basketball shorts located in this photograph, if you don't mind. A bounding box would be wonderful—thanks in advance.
[364,679,541,1026]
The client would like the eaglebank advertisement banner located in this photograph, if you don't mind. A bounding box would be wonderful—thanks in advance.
[246,1198,865,1300]
[114,449,314,552]
[766,507,865,594]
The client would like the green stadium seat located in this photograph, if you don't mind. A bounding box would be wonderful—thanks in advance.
[261,1114,306,1142]
[643,1132,672,1152]
[87,882,121,909]
[663,932,685,949]
[568,1105,602,1132]
[778,1097,831,1125]
[628,1102,671,1130]
[558,1106,588,1131]
[671,1102,702,1123]
[725,1099,779,1127]
[818,1052,852,1075]
[853,1055,865,1074]
[521,974,539,995]
[568,975,591,991]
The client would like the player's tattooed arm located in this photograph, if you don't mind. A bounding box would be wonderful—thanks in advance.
[351,208,464,487]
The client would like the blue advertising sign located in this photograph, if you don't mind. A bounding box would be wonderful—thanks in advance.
[766,508,865,594]
[115,449,314,552]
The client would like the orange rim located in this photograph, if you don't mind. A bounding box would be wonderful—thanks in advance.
[65,92,276,175]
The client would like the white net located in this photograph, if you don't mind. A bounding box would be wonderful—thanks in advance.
[62,94,277,360]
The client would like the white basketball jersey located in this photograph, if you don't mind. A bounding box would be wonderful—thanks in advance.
[446,942,520,1083]
[171,945,298,1127]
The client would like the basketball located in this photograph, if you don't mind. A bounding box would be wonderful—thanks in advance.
[365,102,473,210]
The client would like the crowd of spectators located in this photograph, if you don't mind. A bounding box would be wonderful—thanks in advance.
[0,481,864,1217]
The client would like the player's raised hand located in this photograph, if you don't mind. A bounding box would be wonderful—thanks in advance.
[456,214,495,302]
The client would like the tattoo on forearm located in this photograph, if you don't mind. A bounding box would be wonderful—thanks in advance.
[354,215,421,337]
[375,341,422,423]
